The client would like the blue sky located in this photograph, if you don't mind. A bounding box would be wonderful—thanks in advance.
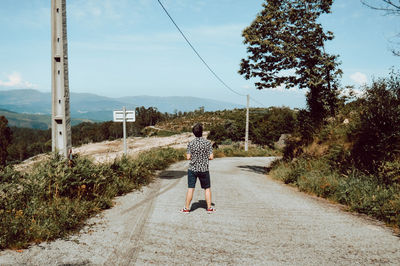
[0,0,399,108]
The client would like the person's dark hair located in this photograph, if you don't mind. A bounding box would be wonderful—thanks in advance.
[192,123,203,137]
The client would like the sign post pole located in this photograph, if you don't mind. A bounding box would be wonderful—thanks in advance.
[123,106,127,155]
[113,108,135,155]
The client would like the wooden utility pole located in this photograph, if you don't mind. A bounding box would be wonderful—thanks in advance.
[245,94,249,151]
[51,0,71,157]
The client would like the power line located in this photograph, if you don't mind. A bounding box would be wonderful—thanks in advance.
[156,0,246,97]
[249,96,267,108]
[157,0,269,109]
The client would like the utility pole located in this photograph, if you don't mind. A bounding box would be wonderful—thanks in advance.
[51,0,71,157]
[245,94,249,151]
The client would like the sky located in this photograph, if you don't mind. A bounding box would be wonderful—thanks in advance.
[0,0,399,108]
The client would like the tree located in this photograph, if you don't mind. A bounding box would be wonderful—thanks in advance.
[0,116,12,166]
[361,0,400,56]
[239,0,342,124]
[135,106,164,129]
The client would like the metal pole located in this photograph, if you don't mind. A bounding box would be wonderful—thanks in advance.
[123,106,127,155]
[245,94,249,151]
[51,0,71,157]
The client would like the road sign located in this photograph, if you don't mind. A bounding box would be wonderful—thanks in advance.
[113,110,135,122]
[113,107,135,155]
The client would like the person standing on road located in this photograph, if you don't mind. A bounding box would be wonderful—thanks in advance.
[181,123,215,214]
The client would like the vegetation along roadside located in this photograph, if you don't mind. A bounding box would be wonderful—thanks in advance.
[0,148,185,249]
[269,72,400,230]
[0,143,276,250]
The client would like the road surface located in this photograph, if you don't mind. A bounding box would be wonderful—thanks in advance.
[1,157,400,265]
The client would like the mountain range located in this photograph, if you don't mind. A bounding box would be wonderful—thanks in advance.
[0,109,92,130]
[0,89,243,122]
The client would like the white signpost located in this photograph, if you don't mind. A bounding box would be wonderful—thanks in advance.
[113,106,135,155]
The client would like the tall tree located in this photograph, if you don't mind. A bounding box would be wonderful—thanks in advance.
[239,0,342,124]
[0,116,12,166]
[361,0,400,56]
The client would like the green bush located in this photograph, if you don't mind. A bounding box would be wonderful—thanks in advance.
[269,71,400,229]
[213,145,279,158]
[270,157,400,227]
[208,121,244,144]
[325,144,352,171]
[296,109,315,144]
[0,148,184,249]
[351,71,400,174]
[282,137,303,160]
[208,107,296,147]
[377,161,400,185]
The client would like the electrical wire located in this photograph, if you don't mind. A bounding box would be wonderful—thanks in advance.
[157,0,271,109]
[249,96,267,108]
[156,0,247,97]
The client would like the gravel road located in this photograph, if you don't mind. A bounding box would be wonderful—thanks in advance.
[1,157,400,265]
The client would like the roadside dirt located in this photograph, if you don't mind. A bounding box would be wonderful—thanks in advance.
[15,132,195,172]
[73,132,194,163]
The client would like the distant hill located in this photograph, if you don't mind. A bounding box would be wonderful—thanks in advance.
[0,109,92,130]
[0,89,243,121]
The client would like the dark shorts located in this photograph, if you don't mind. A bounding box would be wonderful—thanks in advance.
[187,170,211,189]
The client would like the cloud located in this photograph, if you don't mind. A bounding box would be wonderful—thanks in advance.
[340,87,364,98]
[69,0,128,23]
[72,22,245,52]
[350,72,368,85]
[0,72,36,89]
[270,86,307,94]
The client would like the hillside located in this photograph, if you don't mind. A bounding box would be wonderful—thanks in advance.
[0,89,243,121]
[0,109,92,129]
[268,76,400,230]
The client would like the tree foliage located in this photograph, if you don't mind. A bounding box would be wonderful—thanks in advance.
[0,116,12,166]
[239,0,342,124]
[7,127,51,163]
[351,71,400,172]
[208,107,297,147]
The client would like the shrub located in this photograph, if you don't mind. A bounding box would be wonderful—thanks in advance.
[283,137,303,160]
[213,145,278,158]
[208,107,296,147]
[325,144,352,171]
[296,109,315,144]
[377,160,400,185]
[270,157,400,227]
[351,71,400,173]
[208,121,244,144]
[0,148,184,249]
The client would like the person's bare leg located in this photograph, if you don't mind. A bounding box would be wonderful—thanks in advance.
[185,188,194,209]
[205,188,212,209]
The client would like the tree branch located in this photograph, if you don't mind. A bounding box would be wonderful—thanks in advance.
[361,0,400,15]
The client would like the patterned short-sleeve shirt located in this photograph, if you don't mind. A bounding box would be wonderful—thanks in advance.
[187,137,213,172]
